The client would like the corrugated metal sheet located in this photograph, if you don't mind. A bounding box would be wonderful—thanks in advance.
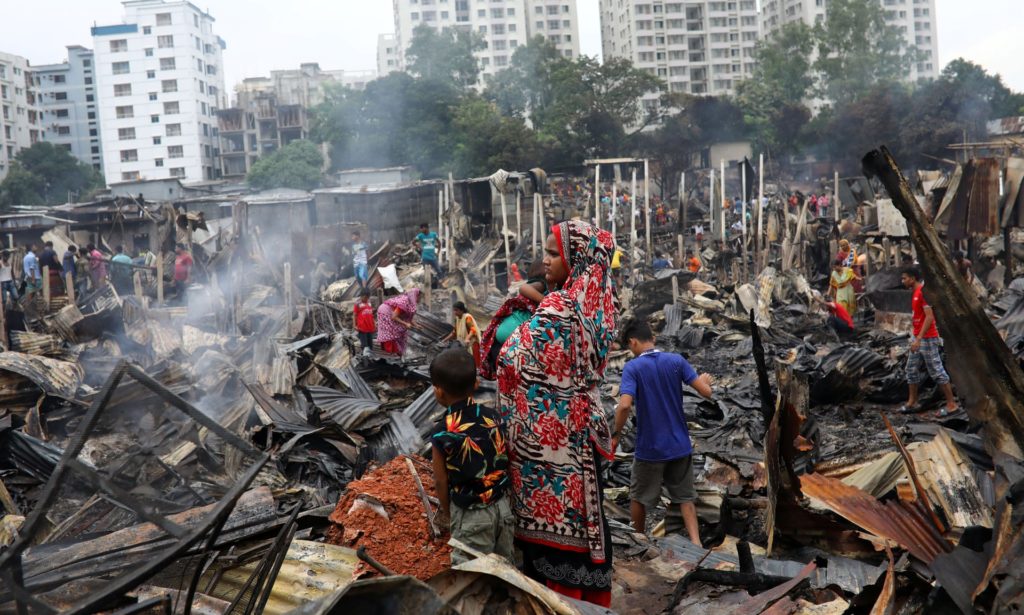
[329,367,378,401]
[403,387,445,439]
[465,239,503,272]
[203,539,359,615]
[306,386,385,432]
[0,352,82,400]
[9,331,63,357]
[938,159,1001,240]
[800,472,953,564]
[366,411,424,463]
[662,303,684,336]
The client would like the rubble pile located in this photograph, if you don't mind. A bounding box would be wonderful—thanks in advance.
[326,455,451,580]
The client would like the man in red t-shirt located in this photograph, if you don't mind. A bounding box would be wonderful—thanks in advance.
[900,266,958,416]
[354,289,376,357]
[173,244,193,304]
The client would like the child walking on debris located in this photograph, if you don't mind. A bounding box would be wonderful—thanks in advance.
[900,266,960,417]
[354,289,375,357]
[613,320,714,545]
[429,348,514,565]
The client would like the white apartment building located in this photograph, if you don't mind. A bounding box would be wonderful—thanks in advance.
[760,0,938,82]
[378,34,400,76]
[34,46,104,173]
[92,0,227,186]
[389,0,581,81]
[0,52,43,181]
[600,0,761,101]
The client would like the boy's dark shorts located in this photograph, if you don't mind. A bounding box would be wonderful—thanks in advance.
[630,455,696,508]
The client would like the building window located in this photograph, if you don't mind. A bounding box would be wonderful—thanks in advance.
[161,79,177,93]
[156,12,172,25]
[168,145,183,158]
[158,35,174,48]
[54,92,68,101]
[149,92,158,101]
[147,70,156,79]
[164,101,179,114]
[120,149,138,162]
[89,128,98,136]
[122,171,140,181]
[166,123,182,136]
[143,26,152,34]
[151,114,160,123]
[110,39,128,53]
[153,136,162,145]
[170,167,186,177]
[85,77,93,85]
[118,127,136,140]
[145,48,154,57]
[160,57,176,70]
[114,83,132,97]
[116,105,133,119]
[82,59,91,67]
[56,126,71,136]
[155,158,164,167]
[53,75,66,83]
[54,109,69,118]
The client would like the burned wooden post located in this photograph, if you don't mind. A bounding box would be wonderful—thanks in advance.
[156,252,164,304]
[863,146,1024,457]
[65,271,75,304]
[42,265,50,308]
[133,271,143,300]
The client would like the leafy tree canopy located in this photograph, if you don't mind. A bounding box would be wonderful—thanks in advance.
[406,24,485,88]
[0,142,103,209]
[246,140,324,190]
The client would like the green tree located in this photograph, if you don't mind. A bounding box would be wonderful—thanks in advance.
[405,24,485,88]
[246,140,324,190]
[735,22,814,159]
[450,97,546,177]
[817,81,912,173]
[486,36,564,119]
[813,0,917,104]
[0,142,104,208]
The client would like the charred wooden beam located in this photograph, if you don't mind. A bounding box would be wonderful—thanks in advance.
[863,147,1024,458]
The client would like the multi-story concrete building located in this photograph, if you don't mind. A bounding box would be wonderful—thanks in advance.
[600,0,761,102]
[34,46,104,173]
[216,94,308,179]
[91,0,227,185]
[0,52,43,181]
[760,0,938,82]
[390,0,581,81]
[378,34,400,76]
[234,63,376,110]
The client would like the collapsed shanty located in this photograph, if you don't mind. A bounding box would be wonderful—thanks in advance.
[1,149,1024,614]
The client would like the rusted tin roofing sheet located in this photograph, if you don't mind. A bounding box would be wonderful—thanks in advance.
[800,472,953,564]
[0,352,82,400]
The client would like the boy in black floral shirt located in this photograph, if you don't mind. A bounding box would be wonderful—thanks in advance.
[430,348,513,564]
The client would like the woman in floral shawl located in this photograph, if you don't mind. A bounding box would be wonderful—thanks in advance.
[496,220,618,607]
[376,288,421,355]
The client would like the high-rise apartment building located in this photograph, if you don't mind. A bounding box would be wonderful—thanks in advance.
[600,0,761,101]
[760,0,938,82]
[34,46,104,173]
[92,0,227,186]
[378,34,400,76]
[0,52,43,181]
[389,0,580,81]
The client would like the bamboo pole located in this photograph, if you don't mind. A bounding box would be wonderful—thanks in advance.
[677,234,684,269]
[425,267,432,308]
[834,170,840,224]
[644,159,651,261]
[709,169,715,238]
[133,271,142,299]
[741,162,748,281]
[611,175,618,238]
[283,263,293,336]
[594,164,601,228]
[156,252,164,304]
[533,193,541,258]
[499,191,512,271]
[42,265,50,307]
[0,288,6,350]
[516,190,522,245]
[758,154,765,270]
[681,172,688,261]
[65,271,75,304]
[671,274,679,304]
[630,167,637,264]
[720,158,726,242]
[438,189,445,267]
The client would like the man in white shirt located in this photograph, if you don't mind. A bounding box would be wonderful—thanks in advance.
[0,251,17,305]
[23,244,40,299]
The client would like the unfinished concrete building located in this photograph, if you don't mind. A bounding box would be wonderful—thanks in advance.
[215,93,308,179]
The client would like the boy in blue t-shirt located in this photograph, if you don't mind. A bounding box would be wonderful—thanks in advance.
[612,320,713,545]
[415,223,442,277]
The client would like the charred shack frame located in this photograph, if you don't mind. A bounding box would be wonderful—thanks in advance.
[0,361,271,614]
[862,146,1024,458]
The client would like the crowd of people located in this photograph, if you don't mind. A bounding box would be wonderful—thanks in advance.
[0,241,195,309]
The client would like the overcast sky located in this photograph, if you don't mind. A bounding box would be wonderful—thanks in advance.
[5,0,1023,95]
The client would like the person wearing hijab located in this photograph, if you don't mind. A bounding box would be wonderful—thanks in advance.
[496,220,619,607]
[376,288,421,356]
